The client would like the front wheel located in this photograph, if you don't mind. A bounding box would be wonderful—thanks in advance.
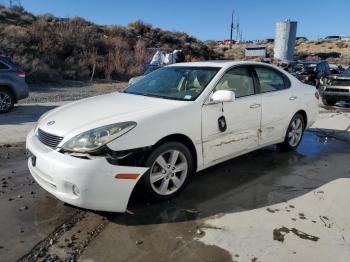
[322,97,336,106]
[0,87,14,113]
[278,113,305,151]
[143,142,194,200]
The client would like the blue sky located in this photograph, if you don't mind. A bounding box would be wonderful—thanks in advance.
[3,0,349,41]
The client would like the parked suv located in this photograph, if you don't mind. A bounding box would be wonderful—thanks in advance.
[0,56,28,113]
[321,67,350,106]
[291,60,330,88]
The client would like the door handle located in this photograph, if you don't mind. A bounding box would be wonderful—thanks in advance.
[289,96,298,101]
[249,103,261,109]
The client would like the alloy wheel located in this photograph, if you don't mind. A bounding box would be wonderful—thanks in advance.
[0,91,12,111]
[149,149,188,196]
[288,117,303,147]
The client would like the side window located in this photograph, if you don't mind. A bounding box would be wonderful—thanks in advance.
[215,67,255,98]
[0,62,9,70]
[255,67,287,93]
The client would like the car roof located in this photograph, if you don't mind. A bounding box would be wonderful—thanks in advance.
[168,60,277,70]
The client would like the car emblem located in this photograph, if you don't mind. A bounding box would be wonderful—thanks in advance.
[47,121,55,126]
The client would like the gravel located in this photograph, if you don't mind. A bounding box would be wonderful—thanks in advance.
[19,81,128,104]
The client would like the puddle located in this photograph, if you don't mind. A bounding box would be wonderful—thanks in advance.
[117,131,350,226]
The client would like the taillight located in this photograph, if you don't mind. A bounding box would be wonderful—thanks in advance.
[315,91,320,100]
[15,70,25,78]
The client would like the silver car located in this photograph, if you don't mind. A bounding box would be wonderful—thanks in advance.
[0,56,28,113]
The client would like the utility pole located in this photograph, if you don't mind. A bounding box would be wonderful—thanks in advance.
[230,10,234,48]
[236,16,240,42]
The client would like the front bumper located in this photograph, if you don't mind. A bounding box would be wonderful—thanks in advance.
[26,129,149,212]
[322,85,350,102]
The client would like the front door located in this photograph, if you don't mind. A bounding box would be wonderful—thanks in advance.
[202,66,262,165]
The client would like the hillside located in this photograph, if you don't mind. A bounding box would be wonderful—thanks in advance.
[0,5,218,83]
[215,39,350,65]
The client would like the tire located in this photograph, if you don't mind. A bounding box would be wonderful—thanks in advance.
[278,113,305,152]
[322,97,336,106]
[0,87,14,113]
[142,141,194,200]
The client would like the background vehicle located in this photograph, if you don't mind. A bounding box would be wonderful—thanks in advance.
[321,67,350,106]
[291,60,330,88]
[324,35,341,41]
[128,65,160,86]
[26,61,319,212]
[128,48,185,86]
[0,56,28,113]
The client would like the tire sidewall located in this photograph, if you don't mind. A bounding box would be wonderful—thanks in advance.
[143,142,194,200]
[280,113,305,151]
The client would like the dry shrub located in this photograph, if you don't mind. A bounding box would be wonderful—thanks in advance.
[0,6,214,83]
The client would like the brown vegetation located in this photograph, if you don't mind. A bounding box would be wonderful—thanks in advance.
[0,5,218,83]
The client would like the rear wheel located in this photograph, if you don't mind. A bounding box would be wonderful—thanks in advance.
[0,87,14,113]
[322,97,336,106]
[143,142,193,200]
[278,113,305,151]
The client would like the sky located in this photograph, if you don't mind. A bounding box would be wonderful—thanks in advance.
[3,0,350,41]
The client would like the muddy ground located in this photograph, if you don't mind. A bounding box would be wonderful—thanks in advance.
[0,129,349,262]
[1,86,349,262]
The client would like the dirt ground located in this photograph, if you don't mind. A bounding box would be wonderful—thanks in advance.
[1,88,350,261]
[0,130,349,261]
[19,81,128,104]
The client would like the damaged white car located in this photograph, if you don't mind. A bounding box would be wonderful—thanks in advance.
[26,61,319,212]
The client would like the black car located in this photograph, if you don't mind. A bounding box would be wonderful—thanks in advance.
[291,60,331,88]
[321,67,350,106]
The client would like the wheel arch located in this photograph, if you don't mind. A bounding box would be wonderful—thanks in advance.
[153,133,198,172]
[295,109,308,129]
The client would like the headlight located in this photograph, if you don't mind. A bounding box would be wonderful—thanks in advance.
[61,122,136,153]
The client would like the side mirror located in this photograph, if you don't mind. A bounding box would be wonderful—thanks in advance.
[212,90,235,103]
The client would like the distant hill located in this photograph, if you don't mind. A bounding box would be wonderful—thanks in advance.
[0,5,219,83]
[213,39,350,65]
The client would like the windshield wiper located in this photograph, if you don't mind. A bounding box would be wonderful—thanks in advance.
[125,91,184,101]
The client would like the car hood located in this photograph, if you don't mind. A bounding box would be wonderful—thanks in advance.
[37,92,186,137]
[328,74,350,80]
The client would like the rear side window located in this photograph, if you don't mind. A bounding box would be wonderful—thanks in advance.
[255,66,289,93]
[215,67,255,98]
[0,62,9,70]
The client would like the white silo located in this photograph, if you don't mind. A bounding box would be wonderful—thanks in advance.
[274,20,297,61]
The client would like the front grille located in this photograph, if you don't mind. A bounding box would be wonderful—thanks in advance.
[325,87,349,93]
[330,80,350,87]
[38,128,63,149]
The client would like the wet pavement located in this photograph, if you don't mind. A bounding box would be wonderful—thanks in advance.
[0,144,77,261]
[1,129,349,261]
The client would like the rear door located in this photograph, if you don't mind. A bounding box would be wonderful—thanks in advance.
[202,66,262,165]
[253,65,297,145]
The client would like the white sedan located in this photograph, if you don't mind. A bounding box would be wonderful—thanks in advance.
[26,61,319,212]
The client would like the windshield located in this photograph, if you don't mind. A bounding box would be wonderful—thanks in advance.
[125,66,220,101]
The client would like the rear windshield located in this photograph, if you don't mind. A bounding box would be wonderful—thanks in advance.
[0,57,19,68]
[0,61,9,70]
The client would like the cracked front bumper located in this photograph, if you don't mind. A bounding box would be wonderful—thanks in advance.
[26,129,149,212]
